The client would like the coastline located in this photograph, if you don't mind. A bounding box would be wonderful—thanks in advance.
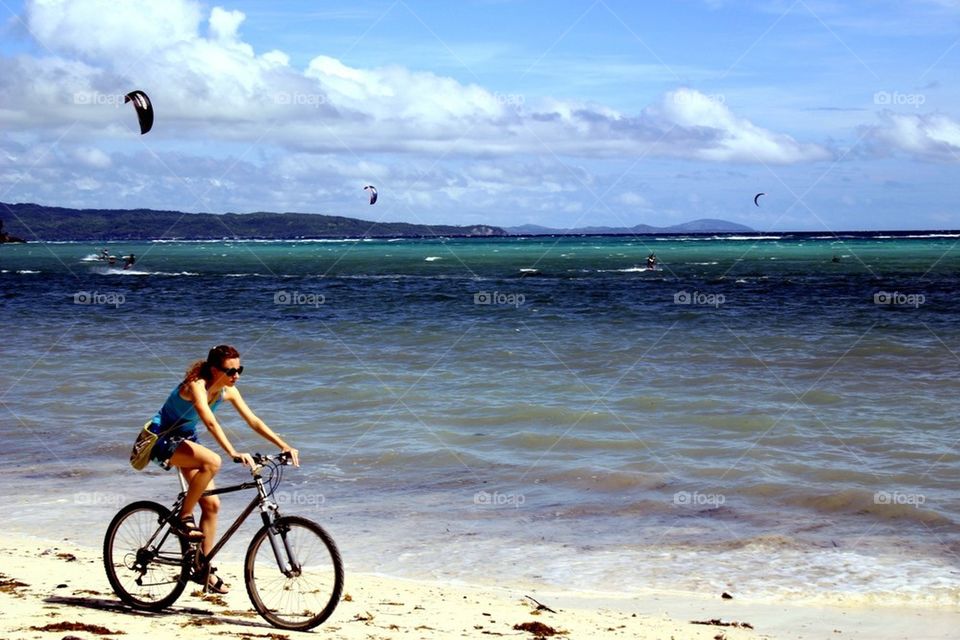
[2,533,958,640]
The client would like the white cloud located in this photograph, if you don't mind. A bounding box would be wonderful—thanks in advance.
[5,0,831,166]
[649,88,833,163]
[863,111,960,161]
[25,0,201,59]
[73,176,100,191]
[617,191,651,207]
[208,7,245,43]
[72,146,111,168]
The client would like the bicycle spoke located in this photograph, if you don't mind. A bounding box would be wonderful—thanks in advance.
[103,502,189,610]
[245,516,343,630]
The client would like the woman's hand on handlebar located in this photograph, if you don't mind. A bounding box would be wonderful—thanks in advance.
[282,447,300,467]
[232,452,255,467]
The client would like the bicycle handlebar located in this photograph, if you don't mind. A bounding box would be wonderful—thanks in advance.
[233,451,293,466]
[257,451,293,465]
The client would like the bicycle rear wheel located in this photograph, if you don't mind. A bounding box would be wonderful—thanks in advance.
[244,515,343,630]
[103,500,190,610]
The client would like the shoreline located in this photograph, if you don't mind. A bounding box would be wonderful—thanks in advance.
[2,534,958,640]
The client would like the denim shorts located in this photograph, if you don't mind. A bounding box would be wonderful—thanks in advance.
[150,431,199,468]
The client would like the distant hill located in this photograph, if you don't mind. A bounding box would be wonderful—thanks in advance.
[507,218,754,235]
[0,217,24,243]
[0,202,507,241]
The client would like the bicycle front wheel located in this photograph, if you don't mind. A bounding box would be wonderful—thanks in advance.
[103,500,190,610]
[244,515,343,630]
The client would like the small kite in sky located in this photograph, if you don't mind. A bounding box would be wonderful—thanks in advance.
[754,192,766,207]
[364,185,378,205]
[124,90,153,135]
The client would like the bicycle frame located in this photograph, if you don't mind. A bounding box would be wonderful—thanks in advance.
[170,462,298,577]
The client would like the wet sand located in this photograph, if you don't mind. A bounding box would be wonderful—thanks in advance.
[1,533,956,640]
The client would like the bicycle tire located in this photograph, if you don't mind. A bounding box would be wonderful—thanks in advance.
[244,515,344,630]
[103,500,190,610]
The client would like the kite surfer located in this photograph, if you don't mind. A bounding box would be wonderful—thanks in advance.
[98,248,117,265]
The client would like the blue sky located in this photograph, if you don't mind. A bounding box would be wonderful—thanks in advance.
[1,0,958,231]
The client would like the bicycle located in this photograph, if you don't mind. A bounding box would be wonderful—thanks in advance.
[102,451,343,631]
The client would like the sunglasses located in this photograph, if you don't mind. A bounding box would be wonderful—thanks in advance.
[216,365,244,377]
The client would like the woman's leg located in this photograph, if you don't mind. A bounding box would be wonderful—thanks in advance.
[179,467,221,557]
[168,441,221,528]
[176,453,229,593]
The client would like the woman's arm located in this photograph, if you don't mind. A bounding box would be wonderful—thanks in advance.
[225,386,300,466]
[186,380,252,465]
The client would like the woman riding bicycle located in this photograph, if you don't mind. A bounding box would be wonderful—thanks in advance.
[148,344,299,593]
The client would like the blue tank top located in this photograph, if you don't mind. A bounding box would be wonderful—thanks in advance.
[151,385,223,437]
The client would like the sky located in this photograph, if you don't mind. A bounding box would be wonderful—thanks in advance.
[0,0,958,231]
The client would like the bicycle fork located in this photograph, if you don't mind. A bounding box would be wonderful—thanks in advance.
[259,504,302,577]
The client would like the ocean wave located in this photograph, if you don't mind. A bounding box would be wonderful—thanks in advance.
[445,406,613,429]
[719,235,782,241]
[786,488,953,526]
[498,431,652,453]
[903,233,960,238]
[535,468,668,492]
[93,268,200,276]
[147,238,370,244]
[685,413,779,431]
[845,342,927,358]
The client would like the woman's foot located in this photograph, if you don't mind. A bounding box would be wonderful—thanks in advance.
[170,514,205,541]
[206,571,229,594]
[191,566,229,594]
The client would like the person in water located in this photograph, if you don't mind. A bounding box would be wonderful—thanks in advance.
[123,253,136,269]
[148,344,299,593]
[646,253,657,269]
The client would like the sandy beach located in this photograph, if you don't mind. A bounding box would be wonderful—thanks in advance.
[1,533,957,640]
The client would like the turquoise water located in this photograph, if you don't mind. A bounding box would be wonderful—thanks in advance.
[1,234,958,605]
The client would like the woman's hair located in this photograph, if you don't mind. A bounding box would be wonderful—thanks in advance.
[180,344,241,390]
